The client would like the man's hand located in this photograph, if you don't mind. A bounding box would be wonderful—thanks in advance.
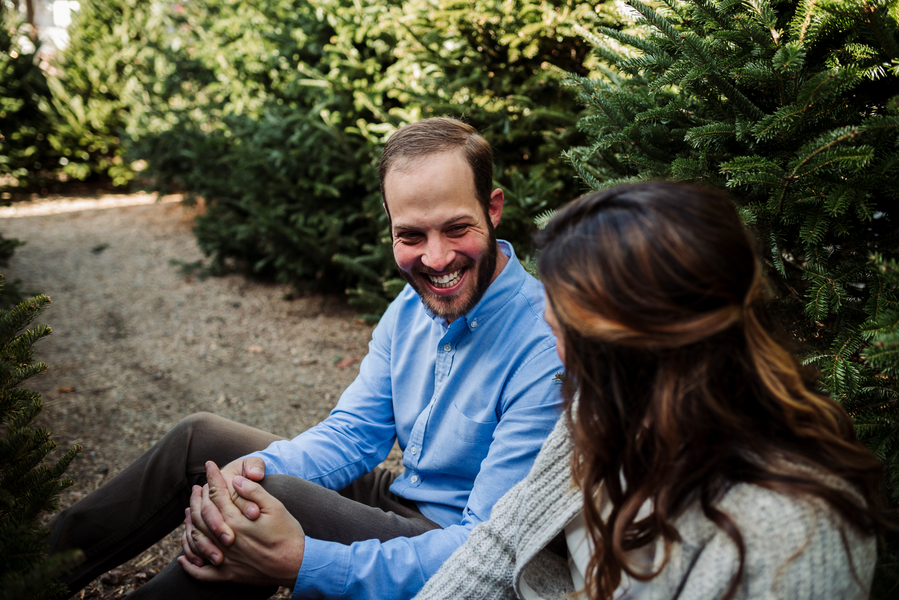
[179,462,305,587]
[180,456,266,566]
[220,456,267,520]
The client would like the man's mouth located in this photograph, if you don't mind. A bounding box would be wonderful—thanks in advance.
[426,268,464,289]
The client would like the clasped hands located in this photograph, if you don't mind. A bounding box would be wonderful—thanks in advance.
[177,458,305,588]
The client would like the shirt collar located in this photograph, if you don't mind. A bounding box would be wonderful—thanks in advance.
[425,240,526,332]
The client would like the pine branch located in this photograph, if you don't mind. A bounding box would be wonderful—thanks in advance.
[790,0,822,44]
[744,0,782,46]
[863,2,899,60]
[684,121,736,149]
[628,0,766,120]
[689,0,730,30]
[778,127,863,211]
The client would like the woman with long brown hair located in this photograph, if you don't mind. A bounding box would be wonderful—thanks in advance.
[414,181,884,599]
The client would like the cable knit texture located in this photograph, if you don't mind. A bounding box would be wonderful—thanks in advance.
[414,417,876,600]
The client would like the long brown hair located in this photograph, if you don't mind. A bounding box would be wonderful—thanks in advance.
[535,181,885,600]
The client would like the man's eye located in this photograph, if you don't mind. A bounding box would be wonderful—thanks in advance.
[448,225,468,235]
[398,232,423,243]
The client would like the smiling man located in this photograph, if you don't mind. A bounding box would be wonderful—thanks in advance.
[383,140,505,321]
[48,117,563,600]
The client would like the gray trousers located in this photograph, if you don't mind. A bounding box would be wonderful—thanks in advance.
[48,412,441,599]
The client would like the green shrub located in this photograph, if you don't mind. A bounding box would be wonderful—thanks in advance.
[0,13,60,190]
[121,0,386,297]
[112,0,610,315]
[0,278,82,599]
[1,4,131,191]
[48,0,157,187]
[0,234,26,308]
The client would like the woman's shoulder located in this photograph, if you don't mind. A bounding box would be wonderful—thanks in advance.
[671,467,877,599]
[715,457,871,538]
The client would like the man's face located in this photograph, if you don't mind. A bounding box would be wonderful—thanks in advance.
[384,150,504,322]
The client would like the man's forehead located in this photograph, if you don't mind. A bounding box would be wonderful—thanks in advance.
[383,150,479,214]
[385,150,468,180]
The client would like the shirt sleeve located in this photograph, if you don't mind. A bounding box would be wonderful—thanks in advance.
[244,301,399,490]
[292,525,471,600]
[453,345,563,528]
[290,357,566,600]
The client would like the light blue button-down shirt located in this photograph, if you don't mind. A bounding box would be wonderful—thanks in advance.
[249,241,563,599]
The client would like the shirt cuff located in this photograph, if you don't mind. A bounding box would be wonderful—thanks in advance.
[244,451,279,476]
[292,536,350,599]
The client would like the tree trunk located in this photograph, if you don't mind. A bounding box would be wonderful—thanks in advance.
[25,0,36,40]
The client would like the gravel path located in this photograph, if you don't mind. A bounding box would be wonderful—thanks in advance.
[1,193,381,598]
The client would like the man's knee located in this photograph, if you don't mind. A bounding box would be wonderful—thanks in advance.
[258,475,330,523]
[166,413,279,472]
[178,411,220,428]
[160,412,233,464]
[169,411,227,439]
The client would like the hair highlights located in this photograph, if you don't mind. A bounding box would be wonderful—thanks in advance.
[536,181,885,600]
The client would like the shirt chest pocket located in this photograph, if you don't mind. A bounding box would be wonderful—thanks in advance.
[449,401,498,445]
[432,403,496,476]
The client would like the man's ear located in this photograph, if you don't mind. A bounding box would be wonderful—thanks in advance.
[488,188,504,228]
[383,202,393,238]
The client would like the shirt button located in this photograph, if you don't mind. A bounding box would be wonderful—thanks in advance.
[471,319,478,328]
[410,446,418,455]
[411,475,419,483]
[443,343,451,352]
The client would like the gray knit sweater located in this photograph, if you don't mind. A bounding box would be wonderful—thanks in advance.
[414,417,876,600]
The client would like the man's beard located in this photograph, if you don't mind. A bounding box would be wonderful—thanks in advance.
[400,226,498,322]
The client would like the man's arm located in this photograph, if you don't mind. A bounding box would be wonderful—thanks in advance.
[186,280,564,596]
[182,300,404,565]
[185,344,563,598]
[291,345,564,600]
[243,299,402,487]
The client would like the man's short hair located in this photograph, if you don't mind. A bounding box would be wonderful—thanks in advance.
[379,117,494,216]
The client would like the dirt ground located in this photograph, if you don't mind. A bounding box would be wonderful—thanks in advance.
[0,192,391,599]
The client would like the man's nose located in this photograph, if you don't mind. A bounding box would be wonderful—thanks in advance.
[421,237,454,272]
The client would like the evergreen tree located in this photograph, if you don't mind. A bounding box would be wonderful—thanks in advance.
[47,0,150,186]
[0,9,58,190]
[0,277,81,599]
[102,0,607,318]
[564,0,898,592]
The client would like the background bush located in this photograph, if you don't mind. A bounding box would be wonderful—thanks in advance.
[0,5,129,192]
[0,11,61,190]
[43,0,142,187]
[71,0,615,316]
[4,0,617,311]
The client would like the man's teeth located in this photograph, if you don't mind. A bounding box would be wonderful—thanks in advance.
[427,269,463,288]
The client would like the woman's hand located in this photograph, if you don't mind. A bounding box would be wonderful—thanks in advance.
[178,461,305,587]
